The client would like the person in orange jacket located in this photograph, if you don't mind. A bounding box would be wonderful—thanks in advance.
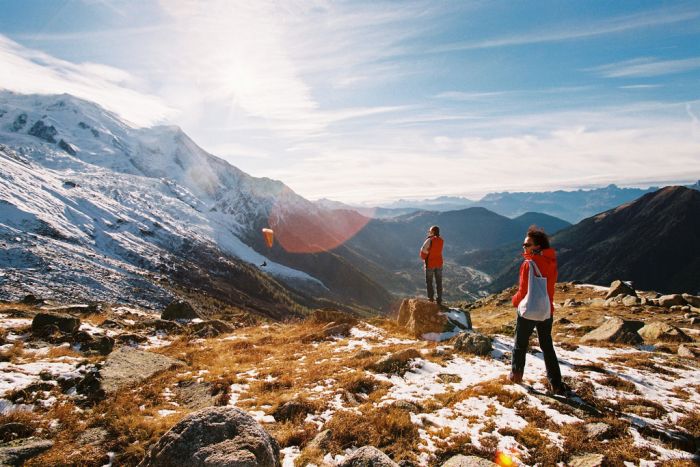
[419,225,444,305]
[509,226,565,395]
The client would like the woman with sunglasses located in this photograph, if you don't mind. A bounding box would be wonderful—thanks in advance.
[509,225,566,395]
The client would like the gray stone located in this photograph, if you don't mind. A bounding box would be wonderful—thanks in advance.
[622,295,640,307]
[569,453,604,467]
[116,333,149,344]
[691,317,700,325]
[605,280,636,300]
[353,350,374,359]
[564,298,581,307]
[396,299,451,338]
[28,120,57,143]
[437,373,462,384]
[306,429,332,452]
[681,294,700,308]
[368,348,420,374]
[0,422,33,442]
[453,332,493,356]
[138,407,280,467]
[658,294,686,307]
[161,300,203,321]
[441,455,498,467]
[390,401,420,413]
[309,309,358,325]
[580,318,643,344]
[77,427,109,446]
[100,347,184,394]
[638,322,692,343]
[272,399,315,422]
[190,319,235,338]
[588,298,607,307]
[678,344,700,360]
[303,322,353,342]
[32,312,80,334]
[0,438,53,465]
[339,446,398,467]
[175,381,217,410]
[584,422,611,439]
[58,139,76,155]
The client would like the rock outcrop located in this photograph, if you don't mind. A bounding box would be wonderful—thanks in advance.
[32,312,80,334]
[161,300,203,321]
[100,347,184,394]
[138,407,280,467]
[637,322,692,343]
[368,348,420,374]
[397,299,451,338]
[605,280,636,300]
[339,446,398,467]
[580,318,643,344]
[453,332,493,356]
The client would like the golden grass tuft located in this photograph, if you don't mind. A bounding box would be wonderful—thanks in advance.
[598,374,640,394]
[677,412,700,438]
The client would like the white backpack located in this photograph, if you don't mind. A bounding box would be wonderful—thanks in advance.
[517,260,551,321]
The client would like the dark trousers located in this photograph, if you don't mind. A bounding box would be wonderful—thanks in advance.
[511,314,562,387]
[425,267,442,302]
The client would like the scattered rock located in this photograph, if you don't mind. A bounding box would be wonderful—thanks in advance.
[580,318,643,344]
[555,317,572,325]
[390,401,420,413]
[658,294,686,308]
[0,422,33,443]
[152,319,185,334]
[116,333,149,344]
[161,300,203,321]
[138,407,280,467]
[44,303,100,314]
[441,455,498,467]
[309,309,358,325]
[453,332,492,356]
[303,322,353,342]
[20,294,42,305]
[191,320,235,338]
[584,422,611,440]
[588,298,607,307]
[306,429,332,452]
[622,295,640,307]
[76,427,109,446]
[605,280,636,300]
[681,293,700,308]
[31,312,80,334]
[397,298,452,338]
[678,344,700,360]
[437,373,462,384]
[175,381,217,410]
[368,348,420,374]
[272,399,315,422]
[563,298,582,307]
[690,317,700,326]
[568,453,605,467]
[58,139,77,155]
[100,347,184,394]
[353,350,373,359]
[339,446,398,467]
[101,319,128,329]
[0,438,53,465]
[638,322,692,343]
[28,120,57,143]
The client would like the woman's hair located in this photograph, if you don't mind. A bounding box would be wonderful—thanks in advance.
[430,225,440,236]
[527,225,550,249]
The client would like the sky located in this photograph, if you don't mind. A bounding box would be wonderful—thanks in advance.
[1,0,699,204]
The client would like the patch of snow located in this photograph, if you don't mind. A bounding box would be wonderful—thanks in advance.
[281,446,301,467]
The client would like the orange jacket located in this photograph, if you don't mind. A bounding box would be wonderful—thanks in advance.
[511,248,557,314]
[419,235,444,269]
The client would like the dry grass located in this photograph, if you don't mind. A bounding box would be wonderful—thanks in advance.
[513,424,563,465]
[677,412,700,438]
[598,374,641,394]
[0,342,26,363]
[324,406,420,463]
[437,377,525,409]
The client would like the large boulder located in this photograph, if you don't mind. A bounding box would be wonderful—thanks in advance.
[100,347,184,394]
[638,322,692,343]
[0,438,53,465]
[31,312,80,334]
[368,348,420,374]
[453,332,492,356]
[161,300,203,321]
[442,455,498,466]
[339,446,398,467]
[580,318,644,344]
[605,280,636,300]
[138,407,280,467]
[681,294,700,308]
[658,294,686,308]
[397,299,451,338]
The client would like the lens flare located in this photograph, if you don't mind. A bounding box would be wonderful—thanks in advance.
[495,450,517,466]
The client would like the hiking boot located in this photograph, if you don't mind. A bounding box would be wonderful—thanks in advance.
[548,382,570,396]
[508,371,523,384]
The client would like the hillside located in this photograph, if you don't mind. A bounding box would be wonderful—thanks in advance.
[0,283,697,465]
[486,186,700,294]
[0,92,392,314]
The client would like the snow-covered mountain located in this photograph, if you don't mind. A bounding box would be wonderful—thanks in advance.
[0,91,390,313]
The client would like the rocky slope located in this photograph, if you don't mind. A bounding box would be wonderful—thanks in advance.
[0,92,391,313]
[0,281,697,466]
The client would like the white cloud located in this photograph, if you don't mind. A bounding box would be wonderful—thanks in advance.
[589,57,700,78]
[429,6,700,52]
[0,34,173,126]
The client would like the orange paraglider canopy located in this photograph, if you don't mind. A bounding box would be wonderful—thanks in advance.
[262,228,274,248]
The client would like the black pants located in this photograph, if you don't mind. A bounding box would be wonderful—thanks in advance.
[425,267,442,302]
[511,314,562,387]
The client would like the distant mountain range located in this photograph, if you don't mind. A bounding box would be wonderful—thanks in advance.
[484,186,700,294]
[358,183,700,223]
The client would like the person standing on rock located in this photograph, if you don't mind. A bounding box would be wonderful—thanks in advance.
[420,225,444,305]
[509,226,565,394]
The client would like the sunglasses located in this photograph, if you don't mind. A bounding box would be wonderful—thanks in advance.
[522,242,533,247]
